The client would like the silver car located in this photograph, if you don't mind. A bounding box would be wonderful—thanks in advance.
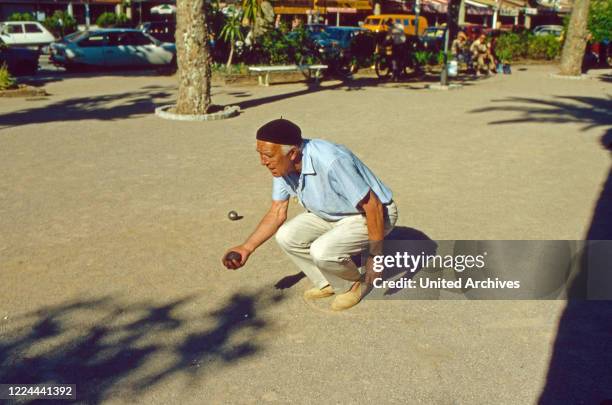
[50,28,176,71]
[533,25,563,37]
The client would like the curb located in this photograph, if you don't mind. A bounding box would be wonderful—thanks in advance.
[155,104,241,121]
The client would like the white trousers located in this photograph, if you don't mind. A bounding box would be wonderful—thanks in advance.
[275,202,398,292]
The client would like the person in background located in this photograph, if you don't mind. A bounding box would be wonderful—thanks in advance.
[470,34,496,76]
[451,31,470,67]
[384,18,406,81]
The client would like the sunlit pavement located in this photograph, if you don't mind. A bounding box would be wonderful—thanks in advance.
[1,64,611,404]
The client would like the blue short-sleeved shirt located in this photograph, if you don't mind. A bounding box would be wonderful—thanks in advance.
[272,139,393,221]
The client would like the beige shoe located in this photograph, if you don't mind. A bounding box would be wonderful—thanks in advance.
[330,282,366,311]
[303,285,334,300]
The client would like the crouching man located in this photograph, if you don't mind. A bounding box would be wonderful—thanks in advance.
[222,118,398,310]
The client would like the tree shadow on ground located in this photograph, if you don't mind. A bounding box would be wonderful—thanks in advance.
[378,226,438,297]
[599,73,612,83]
[5,71,478,129]
[19,66,175,88]
[471,95,612,129]
[0,288,284,404]
[235,72,479,109]
[0,88,174,130]
[470,96,612,239]
[469,95,612,404]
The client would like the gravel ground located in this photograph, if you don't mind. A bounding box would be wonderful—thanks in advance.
[0,65,611,404]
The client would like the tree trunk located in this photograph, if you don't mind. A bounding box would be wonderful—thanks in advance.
[226,44,234,71]
[559,0,590,76]
[175,0,212,115]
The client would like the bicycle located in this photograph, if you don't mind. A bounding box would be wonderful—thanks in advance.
[374,40,417,80]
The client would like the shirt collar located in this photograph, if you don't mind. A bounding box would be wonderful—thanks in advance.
[300,139,315,175]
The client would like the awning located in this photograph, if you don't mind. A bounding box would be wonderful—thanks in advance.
[273,0,372,15]
[465,0,491,7]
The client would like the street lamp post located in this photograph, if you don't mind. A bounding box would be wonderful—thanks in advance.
[85,0,90,28]
[440,0,459,86]
[414,0,421,36]
[440,26,449,85]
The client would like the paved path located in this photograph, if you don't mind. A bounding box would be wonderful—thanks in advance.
[0,65,611,404]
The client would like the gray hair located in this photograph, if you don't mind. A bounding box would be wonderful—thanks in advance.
[281,142,303,155]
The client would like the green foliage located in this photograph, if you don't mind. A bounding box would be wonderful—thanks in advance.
[285,28,319,65]
[277,21,290,34]
[495,32,530,61]
[250,28,319,65]
[7,12,35,21]
[220,12,244,44]
[260,29,292,64]
[495,31,560,61]
[212,62,248,75]
[527,35,562,59]
[413,50,433,66]
[589,0,612,43]
[436,50,445,65]
[43,11,77,38]
[220,9,245,67]
[0,64,16,91]
[96,12,130,28]
[242,0,260,27]
[495,46,512,63]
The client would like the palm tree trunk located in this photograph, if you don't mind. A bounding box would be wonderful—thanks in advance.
[175,0,212,115]
[559,0,590,76]
[226,44,234,71]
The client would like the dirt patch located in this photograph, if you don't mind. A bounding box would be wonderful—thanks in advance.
[0,84,48,98]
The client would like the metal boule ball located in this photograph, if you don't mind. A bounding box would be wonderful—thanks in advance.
[226,251,242,262]
[228,210,240,221]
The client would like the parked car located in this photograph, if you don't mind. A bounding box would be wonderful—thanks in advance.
[420,26,447,51]
[285,26,372,77]
[304,24,328,35]
[362,14,428,36]
[0,21,55,47]
[0,38,39,75]
[138,21,176,43]
[320,26,367,50]
[50,28,176,71]
[533,25,563,35]
[498,24,526,33]
[533,25,563,37]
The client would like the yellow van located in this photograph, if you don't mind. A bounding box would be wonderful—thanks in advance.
[362,14,428,36]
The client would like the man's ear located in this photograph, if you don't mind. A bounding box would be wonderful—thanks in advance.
[289,147,300,161]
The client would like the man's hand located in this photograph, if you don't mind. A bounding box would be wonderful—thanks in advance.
[221,245,252,270]
[359,191,385,288]
[221,199,288,271]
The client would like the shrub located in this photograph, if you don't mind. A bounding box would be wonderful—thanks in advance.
[96,12,130,28]
[0,64,16,91]
[589,0,612,43]
[7,12,35,21]
[246,27,319,65]
[43,11,77,38]
[495,32,529,61]
[413,50,433,66]
[212,62,248,75]
[527,35,561,60]
[495,32,560,61]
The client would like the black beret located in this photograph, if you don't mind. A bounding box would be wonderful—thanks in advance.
[256,118,302,146]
